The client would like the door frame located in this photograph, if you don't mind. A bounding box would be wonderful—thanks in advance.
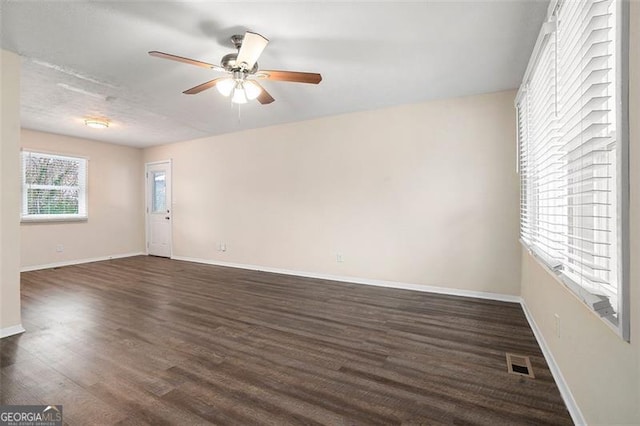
[145,160,173,257]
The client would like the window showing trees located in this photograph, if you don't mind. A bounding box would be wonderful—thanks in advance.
[21,151,87,221]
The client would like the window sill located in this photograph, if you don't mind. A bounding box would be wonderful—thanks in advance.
[21,216,88,224]
[519,239,627,342]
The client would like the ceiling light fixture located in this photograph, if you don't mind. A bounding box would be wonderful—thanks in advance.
[149,31,321,107]
[215,70,263,105]
[216,79,235,97]
[84,119,109,129]
[243,80,262,100]
[218,78,262,105]
[231,83,248,104]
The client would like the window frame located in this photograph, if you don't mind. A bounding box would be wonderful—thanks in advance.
[21,150,89,223]
[516,0,630,341]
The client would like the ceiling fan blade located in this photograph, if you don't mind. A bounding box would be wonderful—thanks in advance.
[183,78,225,95]
[252,81,275,104]
[148,51,224,71]
[257,70,322,84]
[236,32,269,70]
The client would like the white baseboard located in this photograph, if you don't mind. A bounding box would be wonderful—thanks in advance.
[171,255,522,303]
[20,252,146,272]
[0,324,25,339]
[520,301,586,425]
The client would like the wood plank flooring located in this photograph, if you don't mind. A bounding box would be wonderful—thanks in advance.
[1,256,573,425]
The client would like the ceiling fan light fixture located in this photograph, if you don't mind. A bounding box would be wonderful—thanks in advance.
[216,78,235,97]
[244,80,262,100]
[150,30,322,106]
[231,85,248,104]
[84,119,109,129]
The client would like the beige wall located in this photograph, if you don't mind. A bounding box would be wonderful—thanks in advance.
[5,11,637,418]
[520,4,640,424]
[0,50,22,333]
[145,90,521,295]
[20,130,145,269]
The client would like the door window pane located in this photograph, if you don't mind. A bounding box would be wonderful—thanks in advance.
[152,171,166,213]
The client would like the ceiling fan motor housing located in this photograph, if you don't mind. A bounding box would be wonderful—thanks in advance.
[220,52,259,74]
[230,34,244,49]
[221,35,259,73]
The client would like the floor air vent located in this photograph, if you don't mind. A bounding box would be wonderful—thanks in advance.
[506,353,535,378]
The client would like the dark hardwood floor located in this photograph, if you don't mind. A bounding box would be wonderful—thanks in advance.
[1,256,572,425]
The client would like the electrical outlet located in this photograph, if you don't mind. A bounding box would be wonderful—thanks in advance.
[554,314,560,338]
[221,243,227,252]
[336,253,344,263]
[55,244,64,253]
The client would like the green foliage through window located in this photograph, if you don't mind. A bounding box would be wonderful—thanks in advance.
[22,151,87,219]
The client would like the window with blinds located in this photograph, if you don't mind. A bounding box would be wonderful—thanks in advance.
[517,0,629,339]
[21,151,88,221]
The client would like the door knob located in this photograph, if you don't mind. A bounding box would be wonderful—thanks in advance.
[165,216,170,220]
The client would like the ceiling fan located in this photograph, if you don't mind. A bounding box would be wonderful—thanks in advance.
[149,31,322,105]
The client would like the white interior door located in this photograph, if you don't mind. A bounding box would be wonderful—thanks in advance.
[146,161,172,257]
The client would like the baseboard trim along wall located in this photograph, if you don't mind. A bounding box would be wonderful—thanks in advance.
[20,252,146,272]
[172,254,584,424]
[171,255,522,303]
[0,324,25,339]
[520,302,586,425]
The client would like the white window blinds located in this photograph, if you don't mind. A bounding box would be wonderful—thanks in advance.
[517,0,629,339]
[21,151,88,221]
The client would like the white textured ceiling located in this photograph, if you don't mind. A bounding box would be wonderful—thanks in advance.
[1,1,547,148]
